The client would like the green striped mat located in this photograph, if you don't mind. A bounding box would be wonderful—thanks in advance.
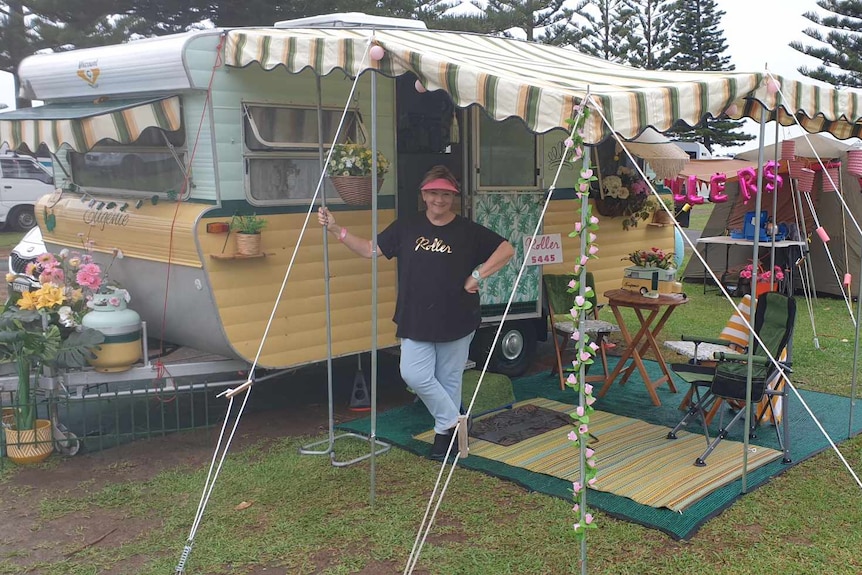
[415,398,781,512]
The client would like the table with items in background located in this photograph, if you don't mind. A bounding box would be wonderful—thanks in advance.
[695,236,806,295]
[598,289,688,406]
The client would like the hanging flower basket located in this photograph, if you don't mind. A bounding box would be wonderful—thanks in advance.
[847,149,862,176]
[330,176,384,206]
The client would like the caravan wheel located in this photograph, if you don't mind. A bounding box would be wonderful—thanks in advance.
[472,321,536,377]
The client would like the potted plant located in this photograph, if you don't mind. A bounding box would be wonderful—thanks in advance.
[739,263,785,297]
[650,196,675,225]
[595,166,653,230]
[328,143,390,205]
[230,214,267,256]
[0,264,105,463]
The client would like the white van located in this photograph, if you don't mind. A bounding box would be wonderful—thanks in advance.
[0,152,55,230]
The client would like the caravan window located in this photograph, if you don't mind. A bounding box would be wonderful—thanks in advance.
[476,112,538,189]
[243,104,364,204]
[68,127,186,194]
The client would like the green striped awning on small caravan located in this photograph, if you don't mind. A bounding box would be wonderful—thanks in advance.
[225,28,862,144]
[0,96,181,152]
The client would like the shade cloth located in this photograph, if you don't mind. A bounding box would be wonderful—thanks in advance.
[226,27,862,143]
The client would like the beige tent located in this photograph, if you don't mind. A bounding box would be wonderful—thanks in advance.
[683,134,859,297]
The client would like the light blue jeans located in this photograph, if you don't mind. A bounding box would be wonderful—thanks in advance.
[400,332,474,434]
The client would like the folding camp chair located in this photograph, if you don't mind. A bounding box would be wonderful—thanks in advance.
[667,292,795,466]
[543,273,619,391]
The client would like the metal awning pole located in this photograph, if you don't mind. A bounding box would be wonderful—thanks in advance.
[743,107,769,493]
[369,67,380,506]
[850,256,861,436]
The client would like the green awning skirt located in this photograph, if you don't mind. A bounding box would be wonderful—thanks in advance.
[0,96,181,152]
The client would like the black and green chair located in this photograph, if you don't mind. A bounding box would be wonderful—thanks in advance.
[668,291,796,466]
[543,273,618,391]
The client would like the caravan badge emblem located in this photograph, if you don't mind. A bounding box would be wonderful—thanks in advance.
[77,60,100,88]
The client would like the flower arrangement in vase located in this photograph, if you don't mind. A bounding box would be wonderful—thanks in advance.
[0,248,117,462]
[624,247,676,270]
[739,263,785,296]
[328,143,390,205]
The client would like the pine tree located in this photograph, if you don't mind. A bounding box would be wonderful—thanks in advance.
[568,0,637,62]
[789,0,862,88]
[621,0,674,70]
[663,0,753,152]
[421,1,574,44]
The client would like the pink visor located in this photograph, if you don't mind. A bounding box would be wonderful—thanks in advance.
[421,178,460,194]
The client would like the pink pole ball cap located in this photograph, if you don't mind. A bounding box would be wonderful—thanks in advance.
[420,178,460,194]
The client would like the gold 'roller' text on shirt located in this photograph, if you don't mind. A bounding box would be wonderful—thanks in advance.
[414,237,452,253]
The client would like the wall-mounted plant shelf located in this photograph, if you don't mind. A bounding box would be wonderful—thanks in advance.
[209,252,272,260]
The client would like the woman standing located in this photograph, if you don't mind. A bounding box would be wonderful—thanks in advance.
[318,165,515,460]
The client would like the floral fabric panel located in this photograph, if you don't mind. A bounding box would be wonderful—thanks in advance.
[472,192,542,306]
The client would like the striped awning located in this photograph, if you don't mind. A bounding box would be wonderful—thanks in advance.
[225,28,862,144]
[0,96,182,152]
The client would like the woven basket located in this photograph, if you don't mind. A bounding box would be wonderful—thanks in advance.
[4,419,53,464]
[330,176,384,206]
[236,233,262,256]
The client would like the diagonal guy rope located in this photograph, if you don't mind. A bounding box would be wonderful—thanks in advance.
[589,96,862,491]
[174,36,375,575]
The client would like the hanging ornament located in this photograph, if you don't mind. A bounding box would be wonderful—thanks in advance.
[766,78,781,95]
[414,79,427,93]
[369,45,385,61]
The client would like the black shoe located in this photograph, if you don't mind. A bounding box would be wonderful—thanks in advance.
[429,430,458,461]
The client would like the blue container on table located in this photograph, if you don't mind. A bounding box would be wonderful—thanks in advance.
[743,211,769,240]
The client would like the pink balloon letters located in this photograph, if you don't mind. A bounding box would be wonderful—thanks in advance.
[709,173,728,203]
[686,175,704,205]
[665,178,687,203]
[737,161,783,203]
[763,161,783,193]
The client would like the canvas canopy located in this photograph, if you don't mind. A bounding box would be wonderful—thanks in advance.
[0,96,182,152]
[225,27,862,144]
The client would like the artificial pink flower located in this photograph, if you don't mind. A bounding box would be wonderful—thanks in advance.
[584,383,593,395]
[564,138,574,148]
[576,406,585,417]
[585,513,594,524]
[568,431,578,442]
[76,263,103,290]
[575,295,586,307]
[579,424,589,434]
[574,222,582,233]
[572,481,582,493]
[585,448,595,458]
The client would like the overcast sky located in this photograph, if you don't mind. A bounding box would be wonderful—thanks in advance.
[0,0,831,149]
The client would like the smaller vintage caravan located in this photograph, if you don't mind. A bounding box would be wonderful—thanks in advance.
[0,15,679,377]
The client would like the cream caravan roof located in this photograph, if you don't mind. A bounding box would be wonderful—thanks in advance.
[225,27,862,144]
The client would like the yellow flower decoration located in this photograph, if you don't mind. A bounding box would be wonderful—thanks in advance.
[34,284,66,310]
[17,291,38,310]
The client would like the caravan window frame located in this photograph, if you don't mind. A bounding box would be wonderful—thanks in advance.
[65,127,187,196]
[242,103,366,206]
[474,110,540,191]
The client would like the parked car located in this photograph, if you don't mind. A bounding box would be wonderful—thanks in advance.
[0,151,55,231]
[7,226,46,294]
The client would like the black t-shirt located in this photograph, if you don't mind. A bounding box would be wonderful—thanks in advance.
[377,212,506,342]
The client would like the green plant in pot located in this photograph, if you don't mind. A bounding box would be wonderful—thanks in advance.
[230,213,267,256]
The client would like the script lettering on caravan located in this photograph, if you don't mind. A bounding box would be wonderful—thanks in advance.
[83,209,130,231]
[414,236,452,253]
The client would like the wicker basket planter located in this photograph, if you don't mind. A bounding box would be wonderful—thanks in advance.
[4,419,53,464]
[330,176,384,206]
[236,233,262,256]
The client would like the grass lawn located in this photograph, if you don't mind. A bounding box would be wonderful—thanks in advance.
[0,231,25,250]
[0,210,860,574]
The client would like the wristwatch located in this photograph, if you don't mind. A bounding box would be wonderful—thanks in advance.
[471,266,483,282]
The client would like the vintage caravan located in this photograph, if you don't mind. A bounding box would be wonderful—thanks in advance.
[0,15,677,376]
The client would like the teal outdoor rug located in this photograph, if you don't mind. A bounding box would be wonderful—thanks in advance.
[338,357,862,540]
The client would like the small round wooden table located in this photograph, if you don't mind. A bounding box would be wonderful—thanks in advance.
[598,289,688,406]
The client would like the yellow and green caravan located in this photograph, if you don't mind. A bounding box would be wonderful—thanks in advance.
[0,15,677,376]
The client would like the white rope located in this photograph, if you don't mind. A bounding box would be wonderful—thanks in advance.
[589,97,862,489]
[176,37,375,574]
[785,176,820,347]
[404,99,591,575]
